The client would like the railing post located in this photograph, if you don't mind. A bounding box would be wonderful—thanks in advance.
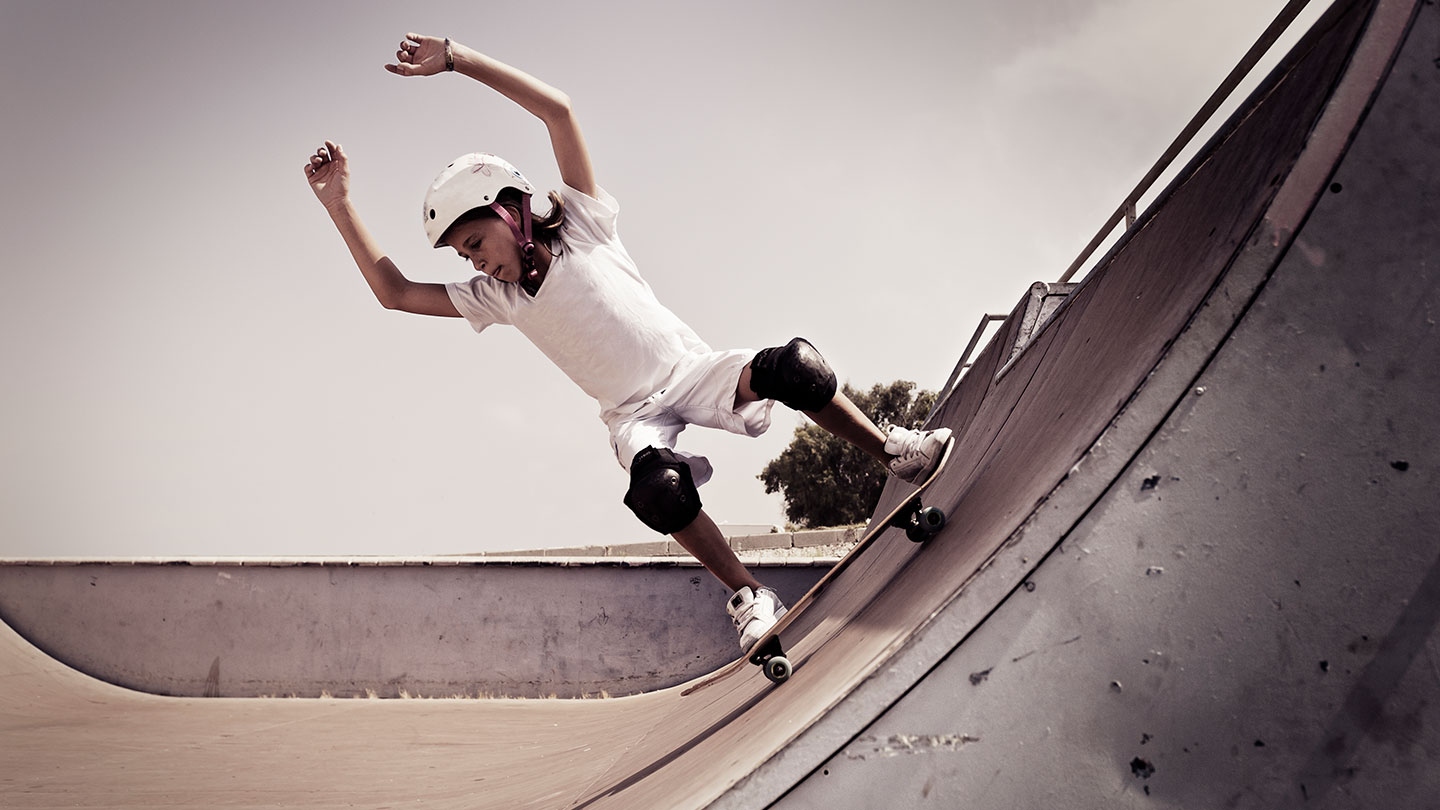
[1056,0,1312,284]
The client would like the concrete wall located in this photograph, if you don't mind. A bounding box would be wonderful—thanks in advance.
[0,556,829,699]
[766,1,1440,807]
[481,525,862,559]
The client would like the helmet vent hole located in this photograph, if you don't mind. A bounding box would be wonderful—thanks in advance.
[428,209,436,219]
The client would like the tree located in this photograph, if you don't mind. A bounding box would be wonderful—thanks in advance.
[758,380,937,529]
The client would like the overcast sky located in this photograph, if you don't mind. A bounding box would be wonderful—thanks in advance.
[0,0,1325,558]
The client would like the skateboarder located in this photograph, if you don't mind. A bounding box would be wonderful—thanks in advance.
[304,34,951,653]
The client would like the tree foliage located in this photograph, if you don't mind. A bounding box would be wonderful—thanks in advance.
[758,380,937,529]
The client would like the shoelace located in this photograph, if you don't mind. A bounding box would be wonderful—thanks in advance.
[898,431,926,459]
[733,600,762,629]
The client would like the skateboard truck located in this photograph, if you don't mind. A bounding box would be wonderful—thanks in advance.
[749,635,792,684]
[891,496,947,543]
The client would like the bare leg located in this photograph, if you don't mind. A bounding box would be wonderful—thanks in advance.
[803,396,888,463]
[672,509,763,593]
[737,362,890,464]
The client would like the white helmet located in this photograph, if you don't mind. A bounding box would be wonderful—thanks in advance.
[422,153,535,247]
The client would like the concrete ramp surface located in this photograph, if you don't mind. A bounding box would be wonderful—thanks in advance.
[3,0,1438,806]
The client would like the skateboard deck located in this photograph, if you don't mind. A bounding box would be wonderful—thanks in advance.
[747,436,955,684]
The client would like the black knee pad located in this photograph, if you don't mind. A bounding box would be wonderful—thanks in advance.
[749,337,838,412]
[623,447,702,535]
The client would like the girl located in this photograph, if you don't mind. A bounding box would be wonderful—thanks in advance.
[304,33,951,653]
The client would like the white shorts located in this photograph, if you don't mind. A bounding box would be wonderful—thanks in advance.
[606,349,775,487]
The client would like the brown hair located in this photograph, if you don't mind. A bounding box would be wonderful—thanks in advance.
[440,188,566,248]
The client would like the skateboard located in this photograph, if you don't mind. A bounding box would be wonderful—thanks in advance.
[748,436,955,684]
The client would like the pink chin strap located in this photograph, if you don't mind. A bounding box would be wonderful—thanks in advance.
[489,194,539,292]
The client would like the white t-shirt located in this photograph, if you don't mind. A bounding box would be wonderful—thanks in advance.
[445,185,711,420]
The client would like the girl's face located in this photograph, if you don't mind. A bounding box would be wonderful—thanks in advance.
[446,215,524,284]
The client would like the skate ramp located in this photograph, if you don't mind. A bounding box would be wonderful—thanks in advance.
[3,0,1437,807]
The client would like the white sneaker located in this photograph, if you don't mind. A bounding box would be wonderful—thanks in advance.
[727,586,789,653]
[885,426,953,483]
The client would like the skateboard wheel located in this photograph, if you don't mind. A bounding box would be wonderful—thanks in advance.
[907,506,946,542]
[764,655,792,684]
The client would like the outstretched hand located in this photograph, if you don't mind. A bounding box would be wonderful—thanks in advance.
[304,140,350,214]
[384,33,448,77]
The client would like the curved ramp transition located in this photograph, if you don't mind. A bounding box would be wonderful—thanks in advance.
[3,1,1437,807]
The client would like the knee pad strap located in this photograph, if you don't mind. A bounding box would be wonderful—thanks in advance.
[623,447,702,535]
[749,337,838,412]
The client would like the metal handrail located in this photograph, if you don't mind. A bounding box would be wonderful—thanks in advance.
[934,0,1315,421]
[1058,0,1312,283]
[935,313,1007,407]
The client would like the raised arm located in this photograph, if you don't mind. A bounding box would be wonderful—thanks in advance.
[304,141,460,318]
[385,34,597,198]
